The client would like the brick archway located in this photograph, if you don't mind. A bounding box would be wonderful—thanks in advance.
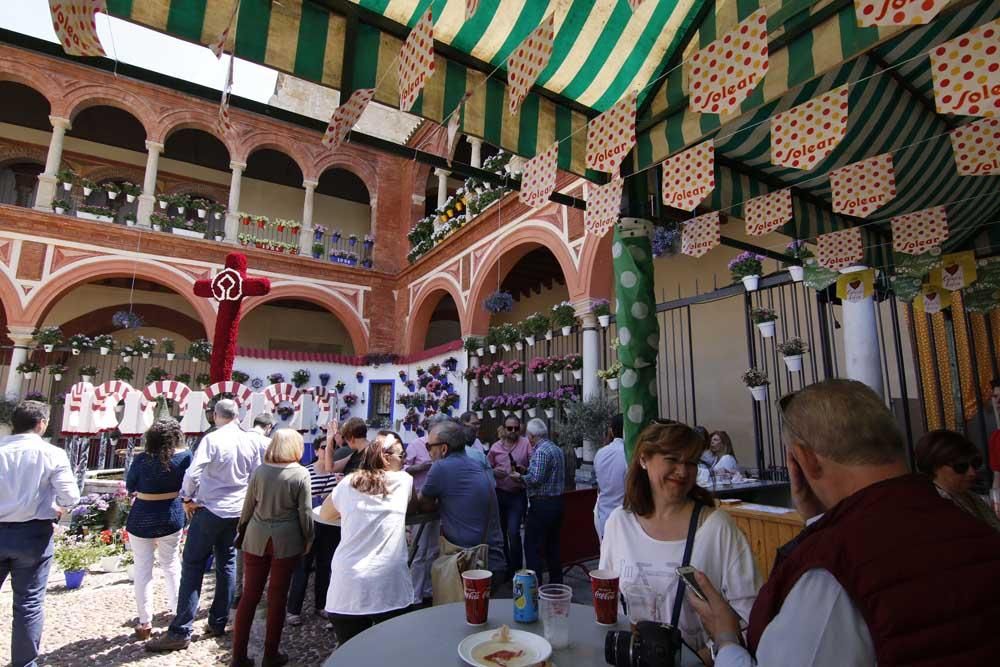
[154,110,235,159]
[466,223,581,335]
[0,264,26,326]
[60,304,206,341]
[241,283,368,354]
[405,276,467,354]
[22,257,217,333]
[577,230,614,304]
[234,131,310,178]
[63,84,157,139]
[313,157,378,203]
[0,58,61,111]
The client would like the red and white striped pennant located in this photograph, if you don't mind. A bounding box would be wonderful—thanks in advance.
[219,53,235,132]
[507,13,555,115]
[209,0,241,57]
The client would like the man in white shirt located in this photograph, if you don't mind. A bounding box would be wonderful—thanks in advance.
[593,415,626,541]
[146,399,263,652]
[0,400,80,667]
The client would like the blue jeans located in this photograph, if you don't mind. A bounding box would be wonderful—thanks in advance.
[288,523,340,615]
[0,520,54,667]
[496,489,527,574]
[524,496,564,585]
[168,509,238,638]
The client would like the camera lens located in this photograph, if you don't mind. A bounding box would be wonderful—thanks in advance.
[604,630,635,667]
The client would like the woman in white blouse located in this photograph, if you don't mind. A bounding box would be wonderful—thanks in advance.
[320,440,414,644]
[709,431,740,478]
[599,422,760,660]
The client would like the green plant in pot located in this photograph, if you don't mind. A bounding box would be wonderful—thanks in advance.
[592,299,612,327]
[16,361,40,379]
[750,307,779,338]
[741,368,770,402]
[113,365,134,382]
[52,198,71,214]
[56,168,76,191]
[729,251,765,291]
[784,241,813,282]
[597,360,622,390]
[497,322,521,351]
[519,312,550,346]
[160,337,176,360]
[48,363,69,382]
[776,337,808,373]
[54,534,103,589]
[79,366,99,382]
[463,336,484,357]
[485,327,502,354]
[551,302,577,335]
[33,326,63,351]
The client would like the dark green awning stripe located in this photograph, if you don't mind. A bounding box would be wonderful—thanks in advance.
[352,22,381,89]
[536,0,593,87]
[492,2,550,69]
[166,0,207,42]
[443,59,467,122]
[294,1,329,82]
[555,105,573,170]
[235,0,271,62]
[484,75,504,144]
[517,94,540,156]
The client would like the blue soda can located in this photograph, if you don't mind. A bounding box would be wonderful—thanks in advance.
[512,569,539,623]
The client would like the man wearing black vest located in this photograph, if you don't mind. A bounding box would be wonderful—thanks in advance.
[689,379,1000,666]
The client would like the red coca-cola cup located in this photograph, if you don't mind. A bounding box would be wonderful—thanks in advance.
[462,569,493,626]
[590,569,620,626]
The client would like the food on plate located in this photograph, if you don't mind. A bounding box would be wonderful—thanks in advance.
[493,625,512,643]
[481,647,526,667]
[470,627,535,667]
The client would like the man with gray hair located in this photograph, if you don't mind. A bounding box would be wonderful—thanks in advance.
[512,419,565,585]
[147,399,264,652]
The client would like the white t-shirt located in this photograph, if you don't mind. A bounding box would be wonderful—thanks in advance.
[713,454,740,475]
[325,470,414,616]
[599,507,760,651]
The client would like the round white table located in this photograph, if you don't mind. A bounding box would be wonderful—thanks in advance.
[323,600,630,666]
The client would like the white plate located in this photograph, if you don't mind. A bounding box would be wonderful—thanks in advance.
[457,628,552,667]
[312,505,340,526]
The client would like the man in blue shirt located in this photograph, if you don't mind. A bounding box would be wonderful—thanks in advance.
[512,419,565,585]
[418,419,506,586]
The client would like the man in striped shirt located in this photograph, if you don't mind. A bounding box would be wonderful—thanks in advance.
[512,419,565,585]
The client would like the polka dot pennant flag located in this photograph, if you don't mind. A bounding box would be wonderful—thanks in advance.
[508,13,554,116]
[687,8,769,116]
[660,140,715,211]
[585,177,624,238]
[322,88,376,151]
[586,92,637,174]
[816,227,863,270]
[930,18,1000,118]
[447,92,474,165]
[218,52,235,132]
[891,206,949,255]
[681,211,720,258]
[49,0,106,57]
[854,0,949,27]
[950,118,1000,175]
[209,0,241,58]
[519,143,559,209]
[830,152,897,218]
[398,9,435,113]
[465,0,480,21]
[770,86,849,170]
[744,188,792,236]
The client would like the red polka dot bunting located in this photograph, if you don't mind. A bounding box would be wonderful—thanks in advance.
[854,0,948,26]
[830,153,897,218]
[208,0,240,58]
[930,18,1000,118]
[687,8,768,116]
[446,92,474,163]
[891,206,949,255]
[585,177,624,238]
[218,53,235,132]
[660,140,715,211]
[49,0,106,57]
[681,212,720,258]
[770,86,848,170]
[744,189,792,236]
[398,9,435,113]
[586,92,637,173]
[817,227,863,270]
[508,13,554,116]
[322,88,376,151]
[949,118,1000,175]
[519,143,559,209]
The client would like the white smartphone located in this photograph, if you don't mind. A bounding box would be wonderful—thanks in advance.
[676,566,708,602]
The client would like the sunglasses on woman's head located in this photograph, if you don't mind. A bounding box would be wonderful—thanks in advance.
[648,418,679,426]
[951,458,983,474]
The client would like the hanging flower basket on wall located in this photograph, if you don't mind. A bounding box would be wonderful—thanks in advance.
[483,290,514,314]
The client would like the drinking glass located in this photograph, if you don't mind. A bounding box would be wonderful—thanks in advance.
[539,584,572,649]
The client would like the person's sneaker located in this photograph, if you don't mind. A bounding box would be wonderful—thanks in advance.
[286,614,302,626]
[145,634,190,652]
[204,624,227,637]
[261,652,289,667]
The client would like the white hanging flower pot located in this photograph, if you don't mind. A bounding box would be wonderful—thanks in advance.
[561,326,572,336]
[81,375,93,383]
[501,344,512,352]
[54,207,66,215]
[476,348,485,357]
[607,377,619,390]
[528,407,538,417]
[598,315,611,328]
[545,331,553,341]
[22,372,35,380]
[535,373,545,382]
[197,209,207,219]
[503,410,513,418]
[497,374,505,384]
[476,411,484,419]
[489,345,498,354]
[122,356,131,363]
[141,352,150,359]
[749,385,768,402]
[158,200,168,210]
[525,335,535,346]
[742,275,760,291]
[83,186,93,196]
[53,373,62,381]
[152,224,162,232]
[214,212,222,220]
[544,408,554,419]
[514,373,522,382]
[176,206,186,214]
[107,191,118,200]
[62,182,72,191]
[783,354,804,372]
[488,409,497,418]
[788,265,804,282]
[214,235,223,242]
[71,348,80,356]
[126,194,136,203]
[43,344,54,352]
[166,353,176,361]
[125,219,135,227]
[572,369,582,381]
[482,377,491,385]
[757,321,776,338]
[515,341,523,351]
[99,347,109,355]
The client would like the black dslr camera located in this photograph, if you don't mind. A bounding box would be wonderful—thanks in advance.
[605,621,682,667]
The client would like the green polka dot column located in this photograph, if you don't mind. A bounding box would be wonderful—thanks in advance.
[613,219,660,463]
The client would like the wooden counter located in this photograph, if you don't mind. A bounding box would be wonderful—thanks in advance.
[719,502,804,577]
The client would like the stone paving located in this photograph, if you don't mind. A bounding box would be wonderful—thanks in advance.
[0,562,598,666]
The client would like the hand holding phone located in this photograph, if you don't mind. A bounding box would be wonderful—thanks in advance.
[676,566,708,602]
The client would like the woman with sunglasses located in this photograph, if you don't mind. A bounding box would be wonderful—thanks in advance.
[915,429,1000,531]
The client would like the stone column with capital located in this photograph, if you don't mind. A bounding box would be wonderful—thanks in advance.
[577,307,602,478]
[34,116,72,211]
[300,178,318,255]
[136,140,164,228]
[224,161,246,243]
[434,168,450,209]
[840,267,885,399]
[468,138,483,169]
[3,327,36,400]
[466,345,480,407]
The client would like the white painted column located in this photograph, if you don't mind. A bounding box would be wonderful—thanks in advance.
[224,160,246,243]
[3,328,35,400]
[468,138,483,169]
[579,311,601,473]
[434,168,450,209]
[34,116,72,211]
[467,349,480,406]
[136,140,164,228]
[840,267,885,399]
[300,178,318,255]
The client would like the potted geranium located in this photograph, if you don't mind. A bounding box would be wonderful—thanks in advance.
[484,290,514,314]
[463,366,480,383]
[16,361,40,379]
[548,355,567,377]
[54,534,102,590]
[57,168,75,192]
[729,251,765,291]
[192,198,209,219]
[232,370,250,384]
[67,334,92,356]
[196,373,211,389]
[598,361,622,390]
[463,336,484,357]
[160,337,176,360]
[312,242,325,259]
[93,334,113,355]
[480,364,492,386]
[80,177,95,197]
[742,368,770,401]
[493,361,506,384]
[133,336,156,359]
[171,194,190,215]
[497,323,520,352]
[150,212,169,232]
[750,307,779,338]
[267,373,286,385]
[485,327,501,355]
[120,345,136,363]
[507,359,524,382]
[121,181,141,203]
[113,365,134,382]
[79,365,99,383]
[292,368,311,388]
[784,240,813,282]
[593,299,612,327]
[538,392,557,419]
[777,338,808,373]
[188,339,212,362]
[156,193,170,210]
[519,312,549,346]
[103,181,121,200]
[522,393,539,418]
[551,302,577,336]
[529,357,550,381]
[48,363,68,382]
[145,367,169,384]
[565,354,583,381]
[124,211,137,227]
[482,395,497,418]
[342,393,358,407]
[52,198,71,215]
[77,205,115,223]
[33,326,63,352]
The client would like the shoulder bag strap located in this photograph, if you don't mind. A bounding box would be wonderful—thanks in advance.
[670,502,703,628]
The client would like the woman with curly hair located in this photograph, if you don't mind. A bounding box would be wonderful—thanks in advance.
[125,418,192,639]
